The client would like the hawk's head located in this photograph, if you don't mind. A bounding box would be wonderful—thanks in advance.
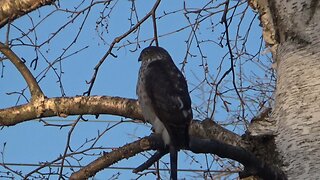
[138,46,172,63]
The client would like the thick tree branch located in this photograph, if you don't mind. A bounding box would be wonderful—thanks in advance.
[189,137,286,180]
[0,0,56,29]
[0,42,44,100]
[189,119,247,148]
[0,96,247,151]
[0,95,245,151]
[0,95,245,152]
[0,96,142,126]
[70,133,286,180]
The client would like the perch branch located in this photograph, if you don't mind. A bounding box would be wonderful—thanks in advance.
[70,133,286,180]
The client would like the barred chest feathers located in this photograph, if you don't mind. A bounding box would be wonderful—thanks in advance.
[137,61,171,145]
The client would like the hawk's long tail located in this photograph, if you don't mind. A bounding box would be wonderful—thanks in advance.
[169,145,178,180]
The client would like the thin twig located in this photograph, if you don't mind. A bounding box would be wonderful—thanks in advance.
[84,0,161,96]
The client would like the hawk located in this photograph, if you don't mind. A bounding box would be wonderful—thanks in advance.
[136,46,193,180]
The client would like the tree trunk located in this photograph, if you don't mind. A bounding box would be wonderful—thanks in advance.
[275,41,320,179]
[254,0,320,179]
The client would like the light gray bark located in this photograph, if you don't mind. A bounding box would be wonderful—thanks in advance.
[274,43,320,179]
[258,0,320,179]
[250,0,320,178]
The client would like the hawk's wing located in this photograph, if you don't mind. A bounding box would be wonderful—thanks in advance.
[144,59,192,147]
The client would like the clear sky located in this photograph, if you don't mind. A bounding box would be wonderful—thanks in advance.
[0,1,266,179]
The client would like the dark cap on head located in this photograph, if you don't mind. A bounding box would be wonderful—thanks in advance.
[138,46,171,62]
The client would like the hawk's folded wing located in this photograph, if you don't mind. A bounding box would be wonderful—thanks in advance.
[144,59,192,147]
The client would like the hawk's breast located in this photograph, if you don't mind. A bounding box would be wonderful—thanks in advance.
[137,62,171,145]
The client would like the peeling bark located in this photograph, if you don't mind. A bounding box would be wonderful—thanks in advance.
[248,0,279,58]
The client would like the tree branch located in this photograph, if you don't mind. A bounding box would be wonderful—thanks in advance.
[133,149,168,173]
[69,134,163,180]
[0,96,142,126]
[0,94,244,151]
[70,133,286,180]
[0,95,245,152]
[189,137,286,180]
[0,42,44,100]
[84,0,161,96]
[0,0,57,29]
[0,95,285,179]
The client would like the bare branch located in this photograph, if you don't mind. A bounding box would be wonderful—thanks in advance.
[0,96,142,126]
[0,95,244,150]
[133,149,168,173]
[0,42,44,100]
[0,0,57,29]
[0,95,245,149]
[151,4,159,46]
[189,137,286,180]
[84,0,161,96]
[69,134,163,180]
[70,132,286,180]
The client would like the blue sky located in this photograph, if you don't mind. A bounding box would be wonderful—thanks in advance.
[0,0,267,179]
